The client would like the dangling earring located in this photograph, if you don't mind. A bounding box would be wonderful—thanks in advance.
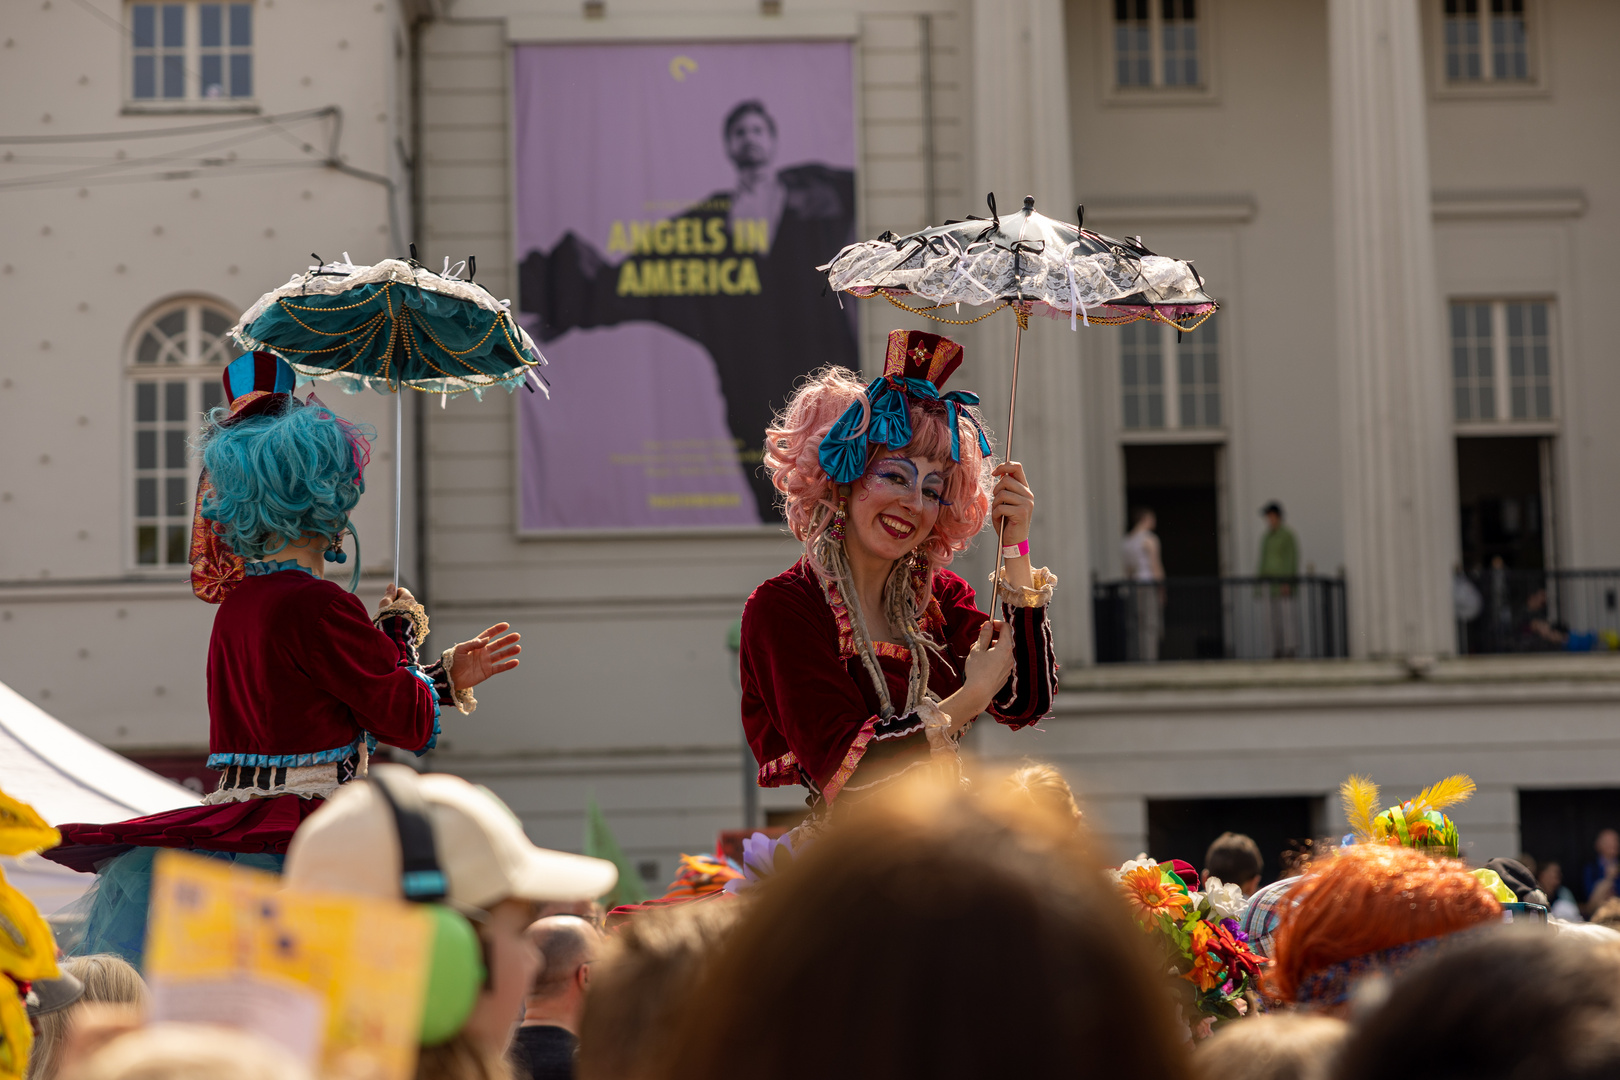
[909,549,930,595]
[323,530,348,564]
[827,496,848,544]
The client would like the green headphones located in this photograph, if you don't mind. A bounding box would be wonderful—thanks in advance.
[368,767,489,1047]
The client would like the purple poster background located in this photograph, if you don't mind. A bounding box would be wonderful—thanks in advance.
[513,41,857,531]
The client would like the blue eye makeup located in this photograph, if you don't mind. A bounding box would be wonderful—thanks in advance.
[870,457,951,506]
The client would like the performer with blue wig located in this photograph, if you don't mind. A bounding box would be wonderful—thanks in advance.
[43,352,523,967]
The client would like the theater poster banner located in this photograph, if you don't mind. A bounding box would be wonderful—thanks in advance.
[513,41,858,531]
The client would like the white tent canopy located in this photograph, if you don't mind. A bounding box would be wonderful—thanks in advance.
[0,679,200,913]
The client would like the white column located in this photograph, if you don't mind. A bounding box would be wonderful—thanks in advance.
[1329,0,1458,657]
[970,0,1092,666]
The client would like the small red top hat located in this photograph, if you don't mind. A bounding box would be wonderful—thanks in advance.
[882,329,965,389]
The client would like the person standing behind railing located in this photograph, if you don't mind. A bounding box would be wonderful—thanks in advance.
[1258,502,1300,659]
[1121,508,1164,661]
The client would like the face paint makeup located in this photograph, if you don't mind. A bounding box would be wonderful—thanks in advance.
[844,454,950,562]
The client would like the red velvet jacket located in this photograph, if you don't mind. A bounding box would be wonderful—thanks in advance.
[205,563,440,767]
[740,559,1056,805]
[44,562,447,869]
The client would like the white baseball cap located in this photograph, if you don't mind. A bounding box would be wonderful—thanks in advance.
[283,767,617,909]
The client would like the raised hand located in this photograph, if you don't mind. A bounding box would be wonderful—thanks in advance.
[379,583,417,610]
[449,623,523,690]
[990,461,1035,546]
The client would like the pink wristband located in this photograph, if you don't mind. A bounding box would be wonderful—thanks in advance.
[1000,539,1029,559]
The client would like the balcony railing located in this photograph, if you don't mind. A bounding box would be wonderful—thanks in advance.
[1457,568,1620,655]
[1093,576,1350,663]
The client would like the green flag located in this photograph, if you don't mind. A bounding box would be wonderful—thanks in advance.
[584,796,650,908]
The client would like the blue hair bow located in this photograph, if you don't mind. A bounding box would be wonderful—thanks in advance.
[818,376,993,484]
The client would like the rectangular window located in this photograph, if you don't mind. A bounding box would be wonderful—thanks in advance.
[1491,0,1529,80]
[128,2,253,104]
[1443,0,1530,83]
[1120,320,1164,430]
[131,377,198,565]
[1114,0,1152,87]
[1113,0,1201,90]
[1123,319,1221,432]
[1505,301,1551,420]
[1451,302,1494,421]
[1161,0,1199,87]
[1450,299,1554,426]
[1176,319,1220,428]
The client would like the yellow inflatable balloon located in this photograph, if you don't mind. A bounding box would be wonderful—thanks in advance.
[0,974,29,1080]
[0,871,58,983]
[0,791,58,857]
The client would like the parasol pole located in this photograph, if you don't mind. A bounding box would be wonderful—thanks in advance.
[993,304,1029,590]
[394,388,403,592]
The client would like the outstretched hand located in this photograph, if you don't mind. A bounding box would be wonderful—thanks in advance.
[450,623,522,690]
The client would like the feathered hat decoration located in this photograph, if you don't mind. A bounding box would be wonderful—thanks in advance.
[1340,774,1476,858]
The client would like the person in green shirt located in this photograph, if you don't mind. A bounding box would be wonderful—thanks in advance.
[1258,502,1299,658]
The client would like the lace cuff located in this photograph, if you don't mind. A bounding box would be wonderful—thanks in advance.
[990,565,1058,609]
[440,646,477,715]
[916,700,959,756]
[374,596,430,647]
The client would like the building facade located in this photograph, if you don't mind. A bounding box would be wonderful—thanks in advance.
[2,0,1618,892]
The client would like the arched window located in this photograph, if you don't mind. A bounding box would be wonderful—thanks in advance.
[126,298,237,568]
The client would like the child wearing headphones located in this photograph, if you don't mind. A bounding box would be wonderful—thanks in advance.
[284,765,617,1076]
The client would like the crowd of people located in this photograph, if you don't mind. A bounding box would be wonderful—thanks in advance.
[21,764,1620,1080]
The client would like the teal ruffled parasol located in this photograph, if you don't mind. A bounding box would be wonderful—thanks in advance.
[231,254,547,398]
[230,253,550,584]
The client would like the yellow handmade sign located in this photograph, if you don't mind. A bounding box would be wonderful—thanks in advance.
[146,851,431,1080]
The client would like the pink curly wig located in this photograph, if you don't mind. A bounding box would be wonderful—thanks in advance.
[764,366,993,572]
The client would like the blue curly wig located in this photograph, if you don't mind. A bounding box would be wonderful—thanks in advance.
[198,401,373,560]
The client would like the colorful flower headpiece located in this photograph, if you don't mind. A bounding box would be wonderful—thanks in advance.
[817,329,993,484]
[1108,856,1265,1041]
[1341,774,1477,858]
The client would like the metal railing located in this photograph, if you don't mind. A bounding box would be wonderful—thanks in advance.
[1456,568,1620,655]
[1093,576,1350,663]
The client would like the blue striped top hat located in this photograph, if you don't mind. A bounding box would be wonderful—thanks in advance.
[223,350,298,417]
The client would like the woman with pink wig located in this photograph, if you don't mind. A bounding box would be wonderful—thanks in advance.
[739,329,1057,813]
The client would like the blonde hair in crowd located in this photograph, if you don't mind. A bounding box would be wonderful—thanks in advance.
[28,955,148,1080]
[415,1032,513,1080]
[1001,763,1083,828]
[62,1023,311,1080]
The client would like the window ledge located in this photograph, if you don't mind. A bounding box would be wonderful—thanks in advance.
[1086,193,1256,227]
[1101,86,1219,108]
[1433,188,1586,221]
[1432,80,1550,101]
[1119,428,1227,445]
[1454,420,1558,436]
[122,102,261,116]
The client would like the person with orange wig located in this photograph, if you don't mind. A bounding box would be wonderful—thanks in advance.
[1269,844,1502,1009]
[739,329,1057,814]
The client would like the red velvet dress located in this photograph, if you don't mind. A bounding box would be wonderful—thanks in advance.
[740,559,1057,806]
[44,562,451,871]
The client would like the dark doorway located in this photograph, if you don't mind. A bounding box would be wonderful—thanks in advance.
[1123,443,1222,659]
[1457,436,1547,572]
[1518,788,1620,904]
[1147,795,1325,888]
[1124,443,1221,577]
